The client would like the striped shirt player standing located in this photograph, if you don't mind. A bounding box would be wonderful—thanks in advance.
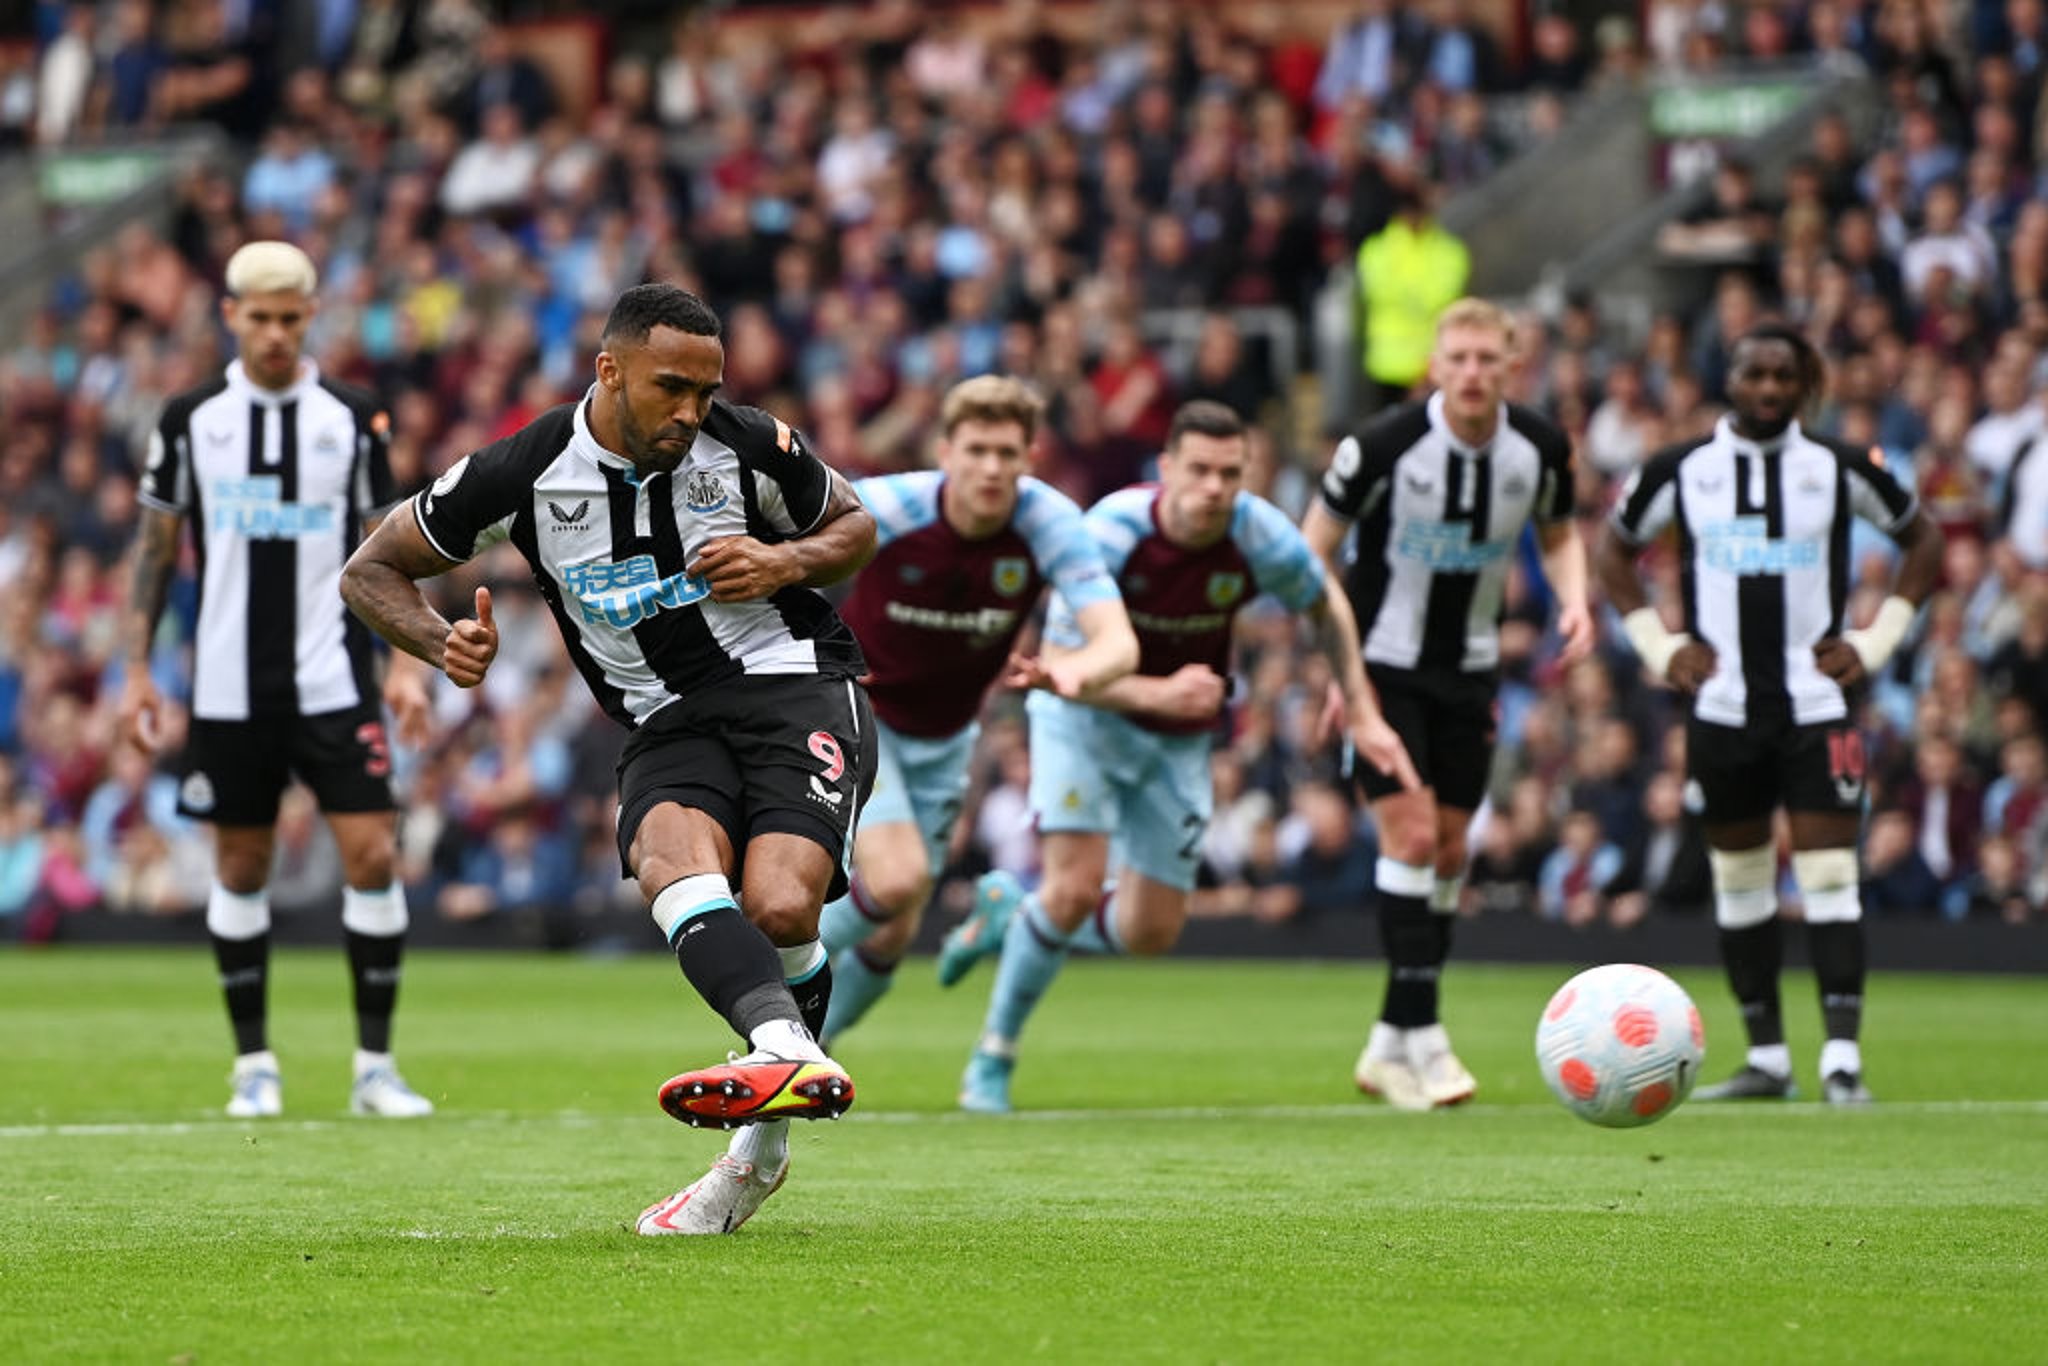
[118,241,436,1121]
[941,401,1417,1114]
[341,285,878,1236]
[1303,298,1593,1112]
[1595,322,1941,1106]
[814,376,1137,1044]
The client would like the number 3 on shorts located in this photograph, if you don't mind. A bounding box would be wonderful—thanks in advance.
[357,721,391,779]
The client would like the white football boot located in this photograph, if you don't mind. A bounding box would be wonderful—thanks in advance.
[1408,1027,1478,1108]
[637,1155,790,1236]
[350,1052,435,1117]
[1354,1040,1431,1111]
[226,1051,282,1118]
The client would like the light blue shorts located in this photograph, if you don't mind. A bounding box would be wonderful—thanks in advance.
[1025,691,1214,891]
[859,719,979,875]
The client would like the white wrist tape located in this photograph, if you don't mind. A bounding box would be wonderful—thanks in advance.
[1843,595,1916,673]
[1622,607,1688,680]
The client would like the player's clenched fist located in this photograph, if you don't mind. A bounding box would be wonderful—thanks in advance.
[1157,663,1226,721]
[444,585,498,688]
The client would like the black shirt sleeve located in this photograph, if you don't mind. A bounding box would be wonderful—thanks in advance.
[711,401,833,536]
[1318,403,1426,523]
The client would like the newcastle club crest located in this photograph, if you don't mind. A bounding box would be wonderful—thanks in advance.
[683,470,729,515]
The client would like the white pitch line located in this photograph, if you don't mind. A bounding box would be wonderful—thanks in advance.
[2,1098,2045,1140]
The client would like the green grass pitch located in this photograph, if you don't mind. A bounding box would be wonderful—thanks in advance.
[4,948,2042,1363]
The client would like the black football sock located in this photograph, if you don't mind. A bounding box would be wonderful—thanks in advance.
[1806,921,1866,1044]
[211,931,271,1056]
[672,905,802,1040]
[1379,893,1439,1027]
[1718,921,1786,1052]
[345,930,404,1054]
[788,953,833,1042]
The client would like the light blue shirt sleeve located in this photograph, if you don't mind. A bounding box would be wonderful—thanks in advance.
[855,471,944,551]
[1233,493,1326,613]
[1044,489,1151,650]
[1015,479,1120,612]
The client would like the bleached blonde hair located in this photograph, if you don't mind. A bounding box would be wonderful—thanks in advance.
[225,241,318,297]
[1434,297,1515,348]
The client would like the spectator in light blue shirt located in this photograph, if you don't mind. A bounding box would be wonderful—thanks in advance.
[1316,0,1415,109]
[242,123,336,233]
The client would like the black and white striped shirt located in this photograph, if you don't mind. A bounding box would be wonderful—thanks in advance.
[139,360,394,721]
[1319,393,1575,675]
[2000,432,2048,569]
[414,392,866,729]
[1609,417,1917,727]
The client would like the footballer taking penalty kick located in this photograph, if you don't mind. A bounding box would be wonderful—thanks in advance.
[344,284,875,1236]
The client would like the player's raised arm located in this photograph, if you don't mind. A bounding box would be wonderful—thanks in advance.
[341,500,496,687]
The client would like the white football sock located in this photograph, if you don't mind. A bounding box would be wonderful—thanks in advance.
[353,1049,393,1078]
[1365,1022,1406,1064]
[1746,1043,1792,1078]
[749,1017,825,1062]
[729,1118,789,1173]
[1819,1039,1862,1079]
[1407,1023,1452,1065]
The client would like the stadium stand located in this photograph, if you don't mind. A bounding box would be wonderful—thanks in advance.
[1,0,2042,950]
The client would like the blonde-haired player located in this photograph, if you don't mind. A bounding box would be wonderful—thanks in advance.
[1303,298,1594,1109]
[120,241,434,1118]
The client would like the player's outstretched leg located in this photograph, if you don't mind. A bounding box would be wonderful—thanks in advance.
[938,870,1026,988]
[821,883,920,1044]
[822,947,895,1045]
[1695,843,1797,1100]
[640,937,834,1232]
[819,883,897,1042]
[959,888,1071,1113]
[653,874,854,1129]
[818,875,891,956]
[1058,881,1124,955]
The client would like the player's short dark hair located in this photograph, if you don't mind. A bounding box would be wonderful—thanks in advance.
[1166,400,1246,449]
[601,284,722,347]
[1733,320,1826,407]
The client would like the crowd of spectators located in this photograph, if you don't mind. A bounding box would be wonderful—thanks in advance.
[1,0,2042,944]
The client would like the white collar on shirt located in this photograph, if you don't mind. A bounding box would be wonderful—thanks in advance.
[224,357,320,408]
